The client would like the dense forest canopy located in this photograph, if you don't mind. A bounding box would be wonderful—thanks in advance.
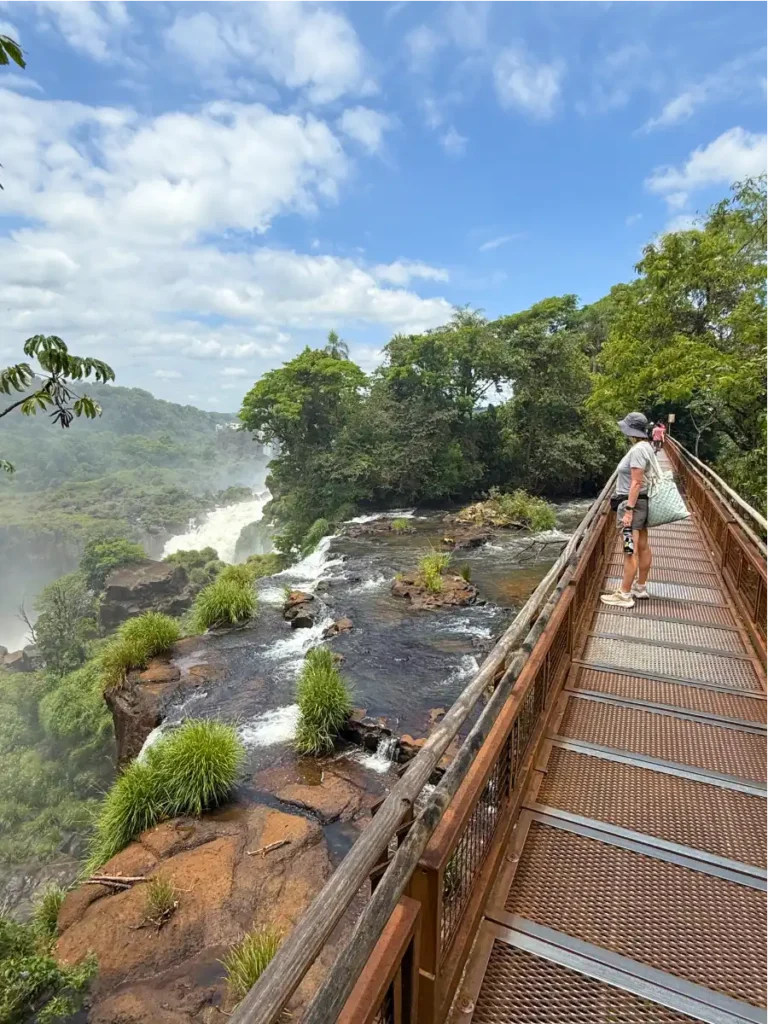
[241,178,766,554]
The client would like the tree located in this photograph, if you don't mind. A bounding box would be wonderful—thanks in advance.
[33,574,98,675]
[324,330,349,360]
[0,34,24,68]
[1,335,115,472]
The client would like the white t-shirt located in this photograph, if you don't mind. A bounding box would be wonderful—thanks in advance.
[615,441,653,496]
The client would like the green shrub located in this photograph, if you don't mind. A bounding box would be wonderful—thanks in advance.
[34,573,98,675]
[87,721,244,871]
[0,914,95,1024]
[217,563,256,586]
[418,550,451,594]
[459,564,472,582]
[491,489,556,532]
[192,575,257,631]
[301,517,331,556]
[295,648,352,756]
[223,926,282,1001]
[39,661,113,754]
[391,517,413,533]
[151,720,245,817]
[80,537,145,592]
[100,611,181,688]
[32,884,67,941]
[245,553,285,578]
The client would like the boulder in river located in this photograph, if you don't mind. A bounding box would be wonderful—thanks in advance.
[391,571,478,610]
[323,616,353,638]
[99,559,194,631]
[283,590,315,629]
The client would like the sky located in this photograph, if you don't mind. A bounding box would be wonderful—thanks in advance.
[0,1,765,412]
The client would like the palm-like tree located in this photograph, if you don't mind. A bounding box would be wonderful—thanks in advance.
[324,330,349,360]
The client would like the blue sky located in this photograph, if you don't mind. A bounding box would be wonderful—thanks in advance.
[0,1,765,411]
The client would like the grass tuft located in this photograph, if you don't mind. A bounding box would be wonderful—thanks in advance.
[100,611,181,688]
[418,550,451,594]
[144,875,178,922]
[192,575,257,631]
[151,720,245,817]
[223,926,282,1001]
[86,720,244,872]
[301,517,331,556]
[459,563,472,582]
[295,648,353,756]
[32,884,67,940]
[390,517,413,534]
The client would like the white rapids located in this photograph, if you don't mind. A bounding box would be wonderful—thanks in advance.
[162,494,269,564]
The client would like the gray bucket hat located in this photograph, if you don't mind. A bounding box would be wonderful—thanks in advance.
[617,411,649,438]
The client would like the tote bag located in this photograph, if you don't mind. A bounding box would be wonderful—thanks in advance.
[643,444,690,528]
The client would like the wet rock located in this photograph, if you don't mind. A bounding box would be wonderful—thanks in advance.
[56,802,340,1021]
[323,616,353,638]
[276,772,362,823]
[340,708,393,751]
[284,590,314,612]
[448,527,493,550]
[398,734,427,762]
[105,656,184,764]
[283,591,315,628]
[100,560,194,631]
[2,648,33,672]
[289,610,315,629]
[391,571,479,610]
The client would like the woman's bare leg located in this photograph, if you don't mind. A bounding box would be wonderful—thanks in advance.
[637,529,651,585]
[620,548,637,593]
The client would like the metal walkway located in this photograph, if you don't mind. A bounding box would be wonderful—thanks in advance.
[457,481,767,1023]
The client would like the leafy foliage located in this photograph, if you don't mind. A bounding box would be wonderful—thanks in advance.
[460,489,557,531]
[295,648,353,756]
[0,34,25,69]
[223,926,282,1001]
[244,552,285,578]
[80,537,145,592]
[192,574,257,631]
[1,336,115,473]
[100,611,181,689]
[0,913,95,1024]
[87,720,244,870]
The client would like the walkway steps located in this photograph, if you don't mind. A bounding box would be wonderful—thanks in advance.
[454,462,767,1024]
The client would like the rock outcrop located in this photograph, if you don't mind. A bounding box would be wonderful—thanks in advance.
[100,560,194,631]
[105,657,183,764]
[391,571,479,610]
[283,590,315,629]
[2,648,34,672]
[323,616,353,638]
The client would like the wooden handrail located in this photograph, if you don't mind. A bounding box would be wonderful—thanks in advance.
[229,469,618,1024]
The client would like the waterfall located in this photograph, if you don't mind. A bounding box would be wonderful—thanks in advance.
[356,733,399,774]
[162,493,269,564]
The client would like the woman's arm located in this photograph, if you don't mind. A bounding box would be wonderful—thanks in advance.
[622,467,645,527]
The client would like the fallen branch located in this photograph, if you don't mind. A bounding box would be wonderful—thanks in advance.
[85,874,147,889]
[247,840,289,858]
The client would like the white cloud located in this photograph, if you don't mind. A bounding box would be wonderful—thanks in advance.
[493,46,564,119]
[664,213,702,234]
[165,2,374,105]
[646,127,767,206]
[642,53,766,132]
[625,214,642,227]
[35,1,130,63]
[404,25,444,73]
[444,3,490,52]
[0,72,42,93]
[373,261,449,286]
[478,234,517,252]
[153,369,182,379]
[422,96,443,130]
[337,107,394,155]
[220,366,250,377]
[0,87,452,402]
[440,126,467,157]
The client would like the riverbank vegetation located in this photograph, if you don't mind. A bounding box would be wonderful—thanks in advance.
[295,648,353,755]
[87,720,244,871]
[457,489,557,531]
[192,570,257,631]
[223,926,282,1001]
[100,612,181,689]
[418,551,452,594]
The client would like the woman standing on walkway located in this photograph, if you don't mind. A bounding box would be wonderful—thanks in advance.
[601,411,655,609]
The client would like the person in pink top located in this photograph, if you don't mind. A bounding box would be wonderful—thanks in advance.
[651,421,666,452]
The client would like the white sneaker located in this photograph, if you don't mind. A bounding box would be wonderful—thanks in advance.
[600,589,635,608]
[631,583,649,599]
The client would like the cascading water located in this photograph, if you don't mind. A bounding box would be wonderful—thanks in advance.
[162,493,270,563]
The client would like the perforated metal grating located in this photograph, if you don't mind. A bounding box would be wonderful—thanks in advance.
[473,942,709,1024]
[582,636,761,689]
[604,576,725,604]
[539,746,767,867]
[608,554,716,572]
[502,822,767,1006]
[590,612,748,654]
[558,698,767,781]
[597,598,737,627]
[573,667,767,723]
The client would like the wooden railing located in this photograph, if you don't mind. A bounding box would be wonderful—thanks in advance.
[230,474,618,1024]
[666,437,767,663]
